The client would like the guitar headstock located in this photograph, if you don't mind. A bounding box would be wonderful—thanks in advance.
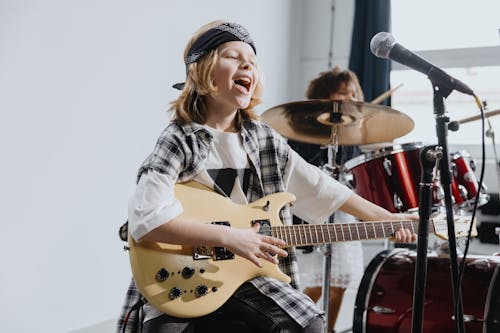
[431,214,478,240]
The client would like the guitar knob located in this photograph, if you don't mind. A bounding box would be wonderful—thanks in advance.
[155,268,170,282]
[182,266,196,279]
[169,287,182,300]
[194,285,208,297]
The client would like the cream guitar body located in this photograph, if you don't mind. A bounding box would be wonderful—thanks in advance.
[128,181,294,318]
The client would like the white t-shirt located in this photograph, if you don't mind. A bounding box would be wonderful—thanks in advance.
[128,126,352,241]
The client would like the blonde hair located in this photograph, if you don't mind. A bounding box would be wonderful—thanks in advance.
[306,66,364,102]
[170,20,262,127]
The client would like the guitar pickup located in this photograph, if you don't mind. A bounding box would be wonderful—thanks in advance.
[212,221,234,260]
[252,219,271,236]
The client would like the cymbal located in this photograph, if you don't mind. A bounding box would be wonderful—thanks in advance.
[261,100,414,145]
[457,108,500,124]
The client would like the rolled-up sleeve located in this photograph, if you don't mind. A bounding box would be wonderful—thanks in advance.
[128,170,184,241]
[284,149,352,224]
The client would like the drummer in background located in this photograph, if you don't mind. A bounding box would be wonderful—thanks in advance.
[288,66,365,333]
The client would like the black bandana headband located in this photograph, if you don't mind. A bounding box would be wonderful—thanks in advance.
[172,22,256,90]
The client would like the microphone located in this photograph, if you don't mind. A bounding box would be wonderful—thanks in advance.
[370,32,474,96]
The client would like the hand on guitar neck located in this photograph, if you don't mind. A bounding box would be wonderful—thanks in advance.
[339,192,418,243]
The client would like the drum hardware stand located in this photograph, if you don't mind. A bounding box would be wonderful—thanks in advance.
[483,110,500,194]
[320,107,342,333]
[412,71,466,333]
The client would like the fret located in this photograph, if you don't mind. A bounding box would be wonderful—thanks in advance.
[326,223,332,242]
[279,226,284,241]
[299,226,306,245]
[400,220,404,231]
[318,224,325,244]
[295,225,302,245]
[333,223,338,242]
[308,225,314,245]
[313,224,319,245]
[347,224,353,241]
[363,223,369,240]
[292,225,298,246]
[286,227,292,244]
[355,223,360,240]
[410,221,416,234]
[372,221,377,238]
[390,222,395,236]
[340,223,345,241]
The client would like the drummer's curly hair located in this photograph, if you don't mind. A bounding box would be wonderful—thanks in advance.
[306,66,364,102]
[169,20,262,128]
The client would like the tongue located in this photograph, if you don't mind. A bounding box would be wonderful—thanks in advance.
[235,83,248,94]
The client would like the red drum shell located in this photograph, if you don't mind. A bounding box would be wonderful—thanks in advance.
[343,142,426,213]
[353,249,500,333]
[451,151,489,210]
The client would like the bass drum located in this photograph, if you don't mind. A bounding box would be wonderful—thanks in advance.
[353,249,500,333]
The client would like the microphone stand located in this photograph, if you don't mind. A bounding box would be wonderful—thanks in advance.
[411,145,439,333]
[411,68,465,333]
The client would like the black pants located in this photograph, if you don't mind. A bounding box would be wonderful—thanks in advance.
[142,283,324,333]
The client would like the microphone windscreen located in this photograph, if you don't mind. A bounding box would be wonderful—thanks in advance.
[370,32,395,59]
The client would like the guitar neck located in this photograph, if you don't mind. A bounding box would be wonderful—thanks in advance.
[272,220,420,247]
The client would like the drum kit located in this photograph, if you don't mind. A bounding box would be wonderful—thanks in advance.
[261,99,500,333]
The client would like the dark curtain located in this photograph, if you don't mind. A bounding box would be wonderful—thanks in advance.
[349,0,391,106]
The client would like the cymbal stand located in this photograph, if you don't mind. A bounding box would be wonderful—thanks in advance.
[320,106,342,333]
[484,115,500,193]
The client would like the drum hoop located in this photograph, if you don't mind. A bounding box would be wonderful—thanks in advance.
[353,249,408,333]
[344,142,424,172]
[451,150,472,160]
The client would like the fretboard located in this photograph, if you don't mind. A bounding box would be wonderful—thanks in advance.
[272,220,419,247]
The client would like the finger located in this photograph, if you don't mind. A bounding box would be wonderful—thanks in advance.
[403,228,412,242]
[264,235,286,247]
[395,229,408,242]
[248,253,263,268]
[400,228,411,242]
[262,243,288,257]
[261,251,279,264]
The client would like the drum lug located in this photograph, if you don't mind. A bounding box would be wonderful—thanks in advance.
[393,194,403,211]
[458,184,468,201]
[383,158,392,176]
[467,258,492,270]
[369,306,396,314]
[452,314,483,323]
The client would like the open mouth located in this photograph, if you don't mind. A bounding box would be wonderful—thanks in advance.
[234,77,252,93]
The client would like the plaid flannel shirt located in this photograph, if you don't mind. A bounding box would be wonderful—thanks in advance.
[117,120,322,332]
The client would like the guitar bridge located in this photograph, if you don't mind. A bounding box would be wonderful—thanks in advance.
[193,246,212,260]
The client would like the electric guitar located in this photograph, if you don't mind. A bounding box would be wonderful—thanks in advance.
[128,181,476,318]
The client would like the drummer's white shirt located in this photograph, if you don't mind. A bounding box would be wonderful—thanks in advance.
[128,126,352,241]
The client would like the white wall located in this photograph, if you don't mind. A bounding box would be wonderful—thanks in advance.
[0,1,305,332]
